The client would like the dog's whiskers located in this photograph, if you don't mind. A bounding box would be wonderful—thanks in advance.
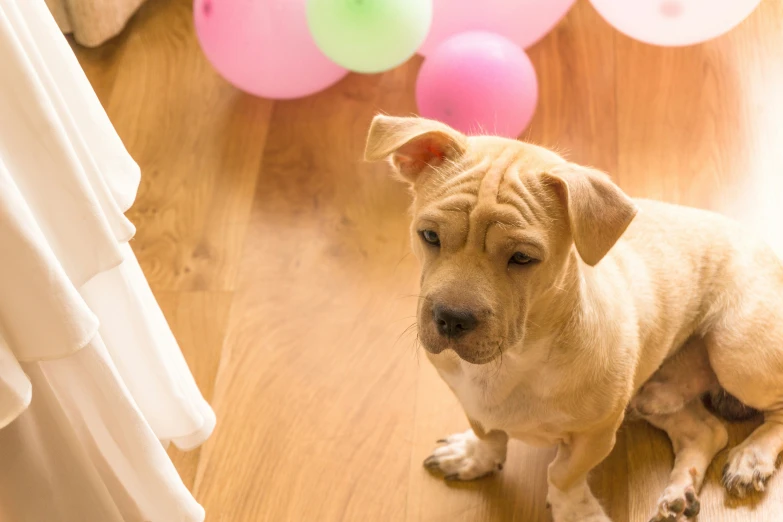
[393,251,413,272]
[393,322,419,352]
[394,294,430,302]
[491,338,506,379]
[412,332,423,365]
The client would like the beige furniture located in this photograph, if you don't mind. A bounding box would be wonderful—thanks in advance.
[45,0,145,46]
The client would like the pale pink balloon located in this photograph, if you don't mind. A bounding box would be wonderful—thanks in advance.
[193,0,347,99]
[591,0,762,46]
[418,0,576,56]
[416,32,538,138]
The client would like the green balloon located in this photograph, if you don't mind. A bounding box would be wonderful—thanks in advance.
[307,0,433,74]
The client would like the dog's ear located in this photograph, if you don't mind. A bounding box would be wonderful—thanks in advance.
[364,115,467,183]
[543,164,638,266]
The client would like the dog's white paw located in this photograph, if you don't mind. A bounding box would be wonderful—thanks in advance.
[423,430,504,481]
[649,484,700,521]
[548,483,611,522]
[723,442,776,497]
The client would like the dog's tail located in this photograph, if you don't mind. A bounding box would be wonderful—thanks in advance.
[704,388,760,422]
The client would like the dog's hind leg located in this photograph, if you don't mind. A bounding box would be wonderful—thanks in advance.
[722,410,783,496]
[701,282,783,497]
[630,336,718,417]
[643,400,728,521]
[712,358,783,497]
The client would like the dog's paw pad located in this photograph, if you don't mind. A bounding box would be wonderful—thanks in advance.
[423,430,504,481]
[649,485,700,521]
[723,444,776,497]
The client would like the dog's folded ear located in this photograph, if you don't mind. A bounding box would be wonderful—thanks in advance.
[543,164,638,266]
[364,115,467,183]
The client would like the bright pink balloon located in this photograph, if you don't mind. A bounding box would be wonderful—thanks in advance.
[418,0,576,56]
[416,32,538,138]
[193,0,347,99]
[591,0,762,46]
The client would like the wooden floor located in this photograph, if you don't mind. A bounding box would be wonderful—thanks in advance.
[74,0,783,520]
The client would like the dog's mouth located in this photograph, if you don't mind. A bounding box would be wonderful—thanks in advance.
[454,350,500,365]
[420,336,502,365]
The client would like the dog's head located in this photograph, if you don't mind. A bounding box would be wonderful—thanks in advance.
[365,115,637,365]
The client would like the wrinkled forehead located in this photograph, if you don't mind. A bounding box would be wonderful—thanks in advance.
[413,137,566,228]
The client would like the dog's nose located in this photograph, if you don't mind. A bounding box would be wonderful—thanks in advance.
[433,305,478,338]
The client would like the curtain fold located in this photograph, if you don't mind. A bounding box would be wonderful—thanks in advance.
[0,1,212,520]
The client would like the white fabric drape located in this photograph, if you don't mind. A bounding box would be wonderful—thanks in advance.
[0,0,214,520]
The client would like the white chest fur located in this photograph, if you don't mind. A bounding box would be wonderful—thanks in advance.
[430,339,578,447]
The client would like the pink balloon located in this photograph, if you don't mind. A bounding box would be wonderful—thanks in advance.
[416,32,538,138]
[591,0,762,46]
[193,0,347,99]
[418,0,576,56]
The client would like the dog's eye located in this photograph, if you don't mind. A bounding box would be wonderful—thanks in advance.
[509,252,534,265]
[420,230,440,246]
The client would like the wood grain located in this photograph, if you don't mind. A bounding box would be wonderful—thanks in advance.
[192,68,423,522]
[157,291,233,489]
[76,0,273,293]
[73,0,783,520]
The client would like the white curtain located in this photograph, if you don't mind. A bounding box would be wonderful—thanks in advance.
[0,0,213,520]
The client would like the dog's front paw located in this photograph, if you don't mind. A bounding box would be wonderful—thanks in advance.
[423,430,504,481]
[649,484,700,521]
[548,483,611,522]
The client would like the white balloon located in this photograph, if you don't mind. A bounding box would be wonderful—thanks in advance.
[590,0,762,47]
[419,0,576,56]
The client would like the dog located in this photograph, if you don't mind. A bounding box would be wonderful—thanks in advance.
[364,114,783,522]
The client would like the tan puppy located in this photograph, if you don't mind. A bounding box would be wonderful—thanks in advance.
[364,115,783,522]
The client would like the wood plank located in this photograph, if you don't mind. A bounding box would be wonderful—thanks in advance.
[156,290,233,490]
[526,0,618,174]
[69,32,128,105]
[78,0,273,292]
[193,66,423,521]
